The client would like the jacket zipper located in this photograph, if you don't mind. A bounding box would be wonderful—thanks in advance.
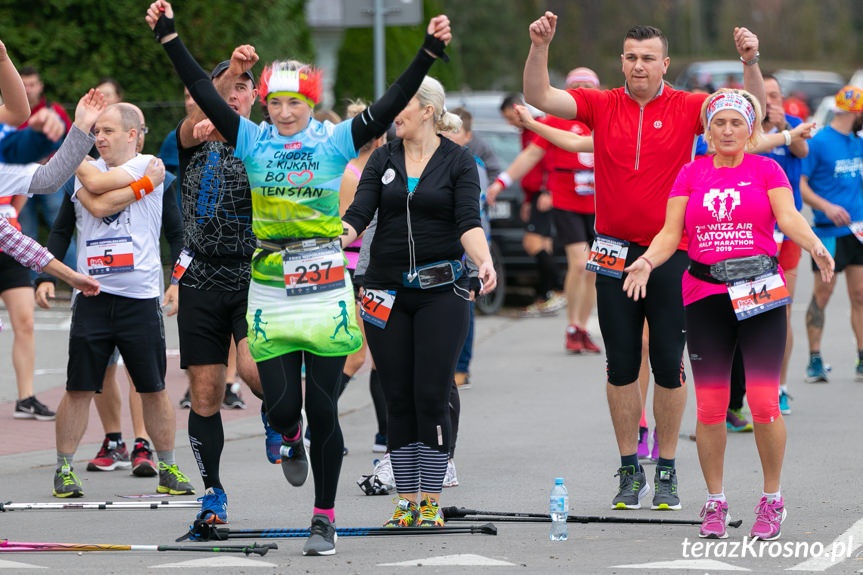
[635,105,644,171]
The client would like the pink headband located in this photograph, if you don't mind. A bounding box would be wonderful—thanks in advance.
[565,71,599,89]
[706,92,756,134]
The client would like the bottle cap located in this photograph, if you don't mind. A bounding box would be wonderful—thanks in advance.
[555,477,564,485]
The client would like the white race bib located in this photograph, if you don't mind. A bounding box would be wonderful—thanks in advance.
[727,271,791,320]
[86,236,135,276]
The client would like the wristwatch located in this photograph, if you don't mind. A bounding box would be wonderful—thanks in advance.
[740,51,760,66]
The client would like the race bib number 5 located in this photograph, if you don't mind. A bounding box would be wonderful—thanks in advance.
[360,289,396,329]
[282,244,346,296]
[727,271,791,320]
[86,236,134,276]
[586,234,629,278]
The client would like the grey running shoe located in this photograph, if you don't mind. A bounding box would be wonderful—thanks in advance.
[179,389,191,409]
[157,462,195,495]
[612,465,650,509]
[302,514,337,556]
[53,463,83,498]
[222,383,246,409]
[280,429,310,487]
[651,465,681,510]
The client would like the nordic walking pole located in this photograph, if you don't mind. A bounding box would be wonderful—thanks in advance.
[441,507,743,528]
[180,521,497,542]
[1,500,200,512]
[0,540,276,556]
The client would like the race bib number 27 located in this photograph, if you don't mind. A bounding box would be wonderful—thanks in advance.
[586,234,629,278]
[360,289,396,329]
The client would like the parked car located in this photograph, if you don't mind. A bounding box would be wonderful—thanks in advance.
[674,60,743,91]
[772,69,846,113]
[445,91,566,314]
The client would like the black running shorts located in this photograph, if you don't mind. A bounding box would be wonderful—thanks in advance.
[552,209,595,246]
[177,284,249,368]
[811,233,863,274]
[0,252,32,292]
[67,293,165,393]
[525,193,554,238]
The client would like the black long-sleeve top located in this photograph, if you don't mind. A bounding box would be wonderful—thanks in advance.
[342,136,481,289]
[161,35,440,152]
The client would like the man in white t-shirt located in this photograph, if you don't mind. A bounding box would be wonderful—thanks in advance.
[51,103,194,498]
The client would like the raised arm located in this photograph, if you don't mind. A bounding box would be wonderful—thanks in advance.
[750,121,813,154]
[734,27,765,113]
[146,1,241,147]
[0,39,30,126]
[523,12,579,119]
[349,15,451,150]
[515,104,593,153]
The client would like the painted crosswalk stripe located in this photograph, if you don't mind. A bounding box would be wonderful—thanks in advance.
[151,557,277,568]
[611,559,749,571]
[380,554,516,567]
[787,517,863,571]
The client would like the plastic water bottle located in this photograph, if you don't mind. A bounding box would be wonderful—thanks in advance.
[549,477,569,541]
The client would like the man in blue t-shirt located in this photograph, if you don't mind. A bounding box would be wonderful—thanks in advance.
[800,85,863,383]
[759,75,809,413]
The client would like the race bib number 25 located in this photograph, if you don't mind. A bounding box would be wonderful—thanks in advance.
[586,234,629,278]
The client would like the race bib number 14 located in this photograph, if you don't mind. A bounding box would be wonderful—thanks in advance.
[586,234,629,278]
[727,271,791,320]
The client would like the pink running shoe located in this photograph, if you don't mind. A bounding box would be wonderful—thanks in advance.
[637,426,650,459]
[699,499,729,539]
[750,496,786,540]
[650,429,658,461]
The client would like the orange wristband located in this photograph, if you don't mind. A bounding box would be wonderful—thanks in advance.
[130,176,154,201]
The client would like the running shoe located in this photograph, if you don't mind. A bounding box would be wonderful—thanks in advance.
[856,360,863,382]
[579,327,601,353]
[418,498,445,527]
[87,438,131,471]
[750,496,786,541]
[384,498,419,527]
[699,499,729,539]
[197,487,228,524]
[280,429,310,487]
[222,383,246,409]
[805,355,829,383]
[179,388,191,409]
[303,425,312,449]
[14,395,56,421]
[303,514,337,556]
[565,325,583,353]
[157,462,195,495]
[357,454,396,495]
[131,439,157,477]
[443,459,459,488]
[726,408,753,432]
[778,389,792,415]
[539,292,567,314]
[612,465,650,509]
[650,429,658,461]
[651,465,681,510]
[261,406,281,464]
[53,462,83,498]
[373,433,387,453]
[637,426,650,460]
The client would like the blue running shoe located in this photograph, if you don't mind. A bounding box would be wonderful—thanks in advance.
[778,389,791,415]
[197,487,228,524]
[856,360,863,382]
[805,355,829,383]
[261,406,281,464]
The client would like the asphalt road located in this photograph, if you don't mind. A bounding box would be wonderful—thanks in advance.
[0,261,861,574]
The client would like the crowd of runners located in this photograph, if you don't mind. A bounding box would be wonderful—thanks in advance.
[1,3,861,556]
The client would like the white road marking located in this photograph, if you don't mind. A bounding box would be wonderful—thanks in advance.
[787,517,863,571]
[380,553,516,567]
[611,559,750,571]
[151,556,277,568]
[0,559,45,569]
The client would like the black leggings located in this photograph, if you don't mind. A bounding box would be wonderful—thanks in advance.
[597,246,689,388]
[364,288,469,454]
[257,351,346,509]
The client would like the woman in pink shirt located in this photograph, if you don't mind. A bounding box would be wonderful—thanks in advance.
[623,89,834,541]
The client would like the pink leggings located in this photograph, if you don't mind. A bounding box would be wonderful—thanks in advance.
[685,294,785,425]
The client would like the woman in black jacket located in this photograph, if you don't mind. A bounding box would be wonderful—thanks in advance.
[342,76,496,528]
